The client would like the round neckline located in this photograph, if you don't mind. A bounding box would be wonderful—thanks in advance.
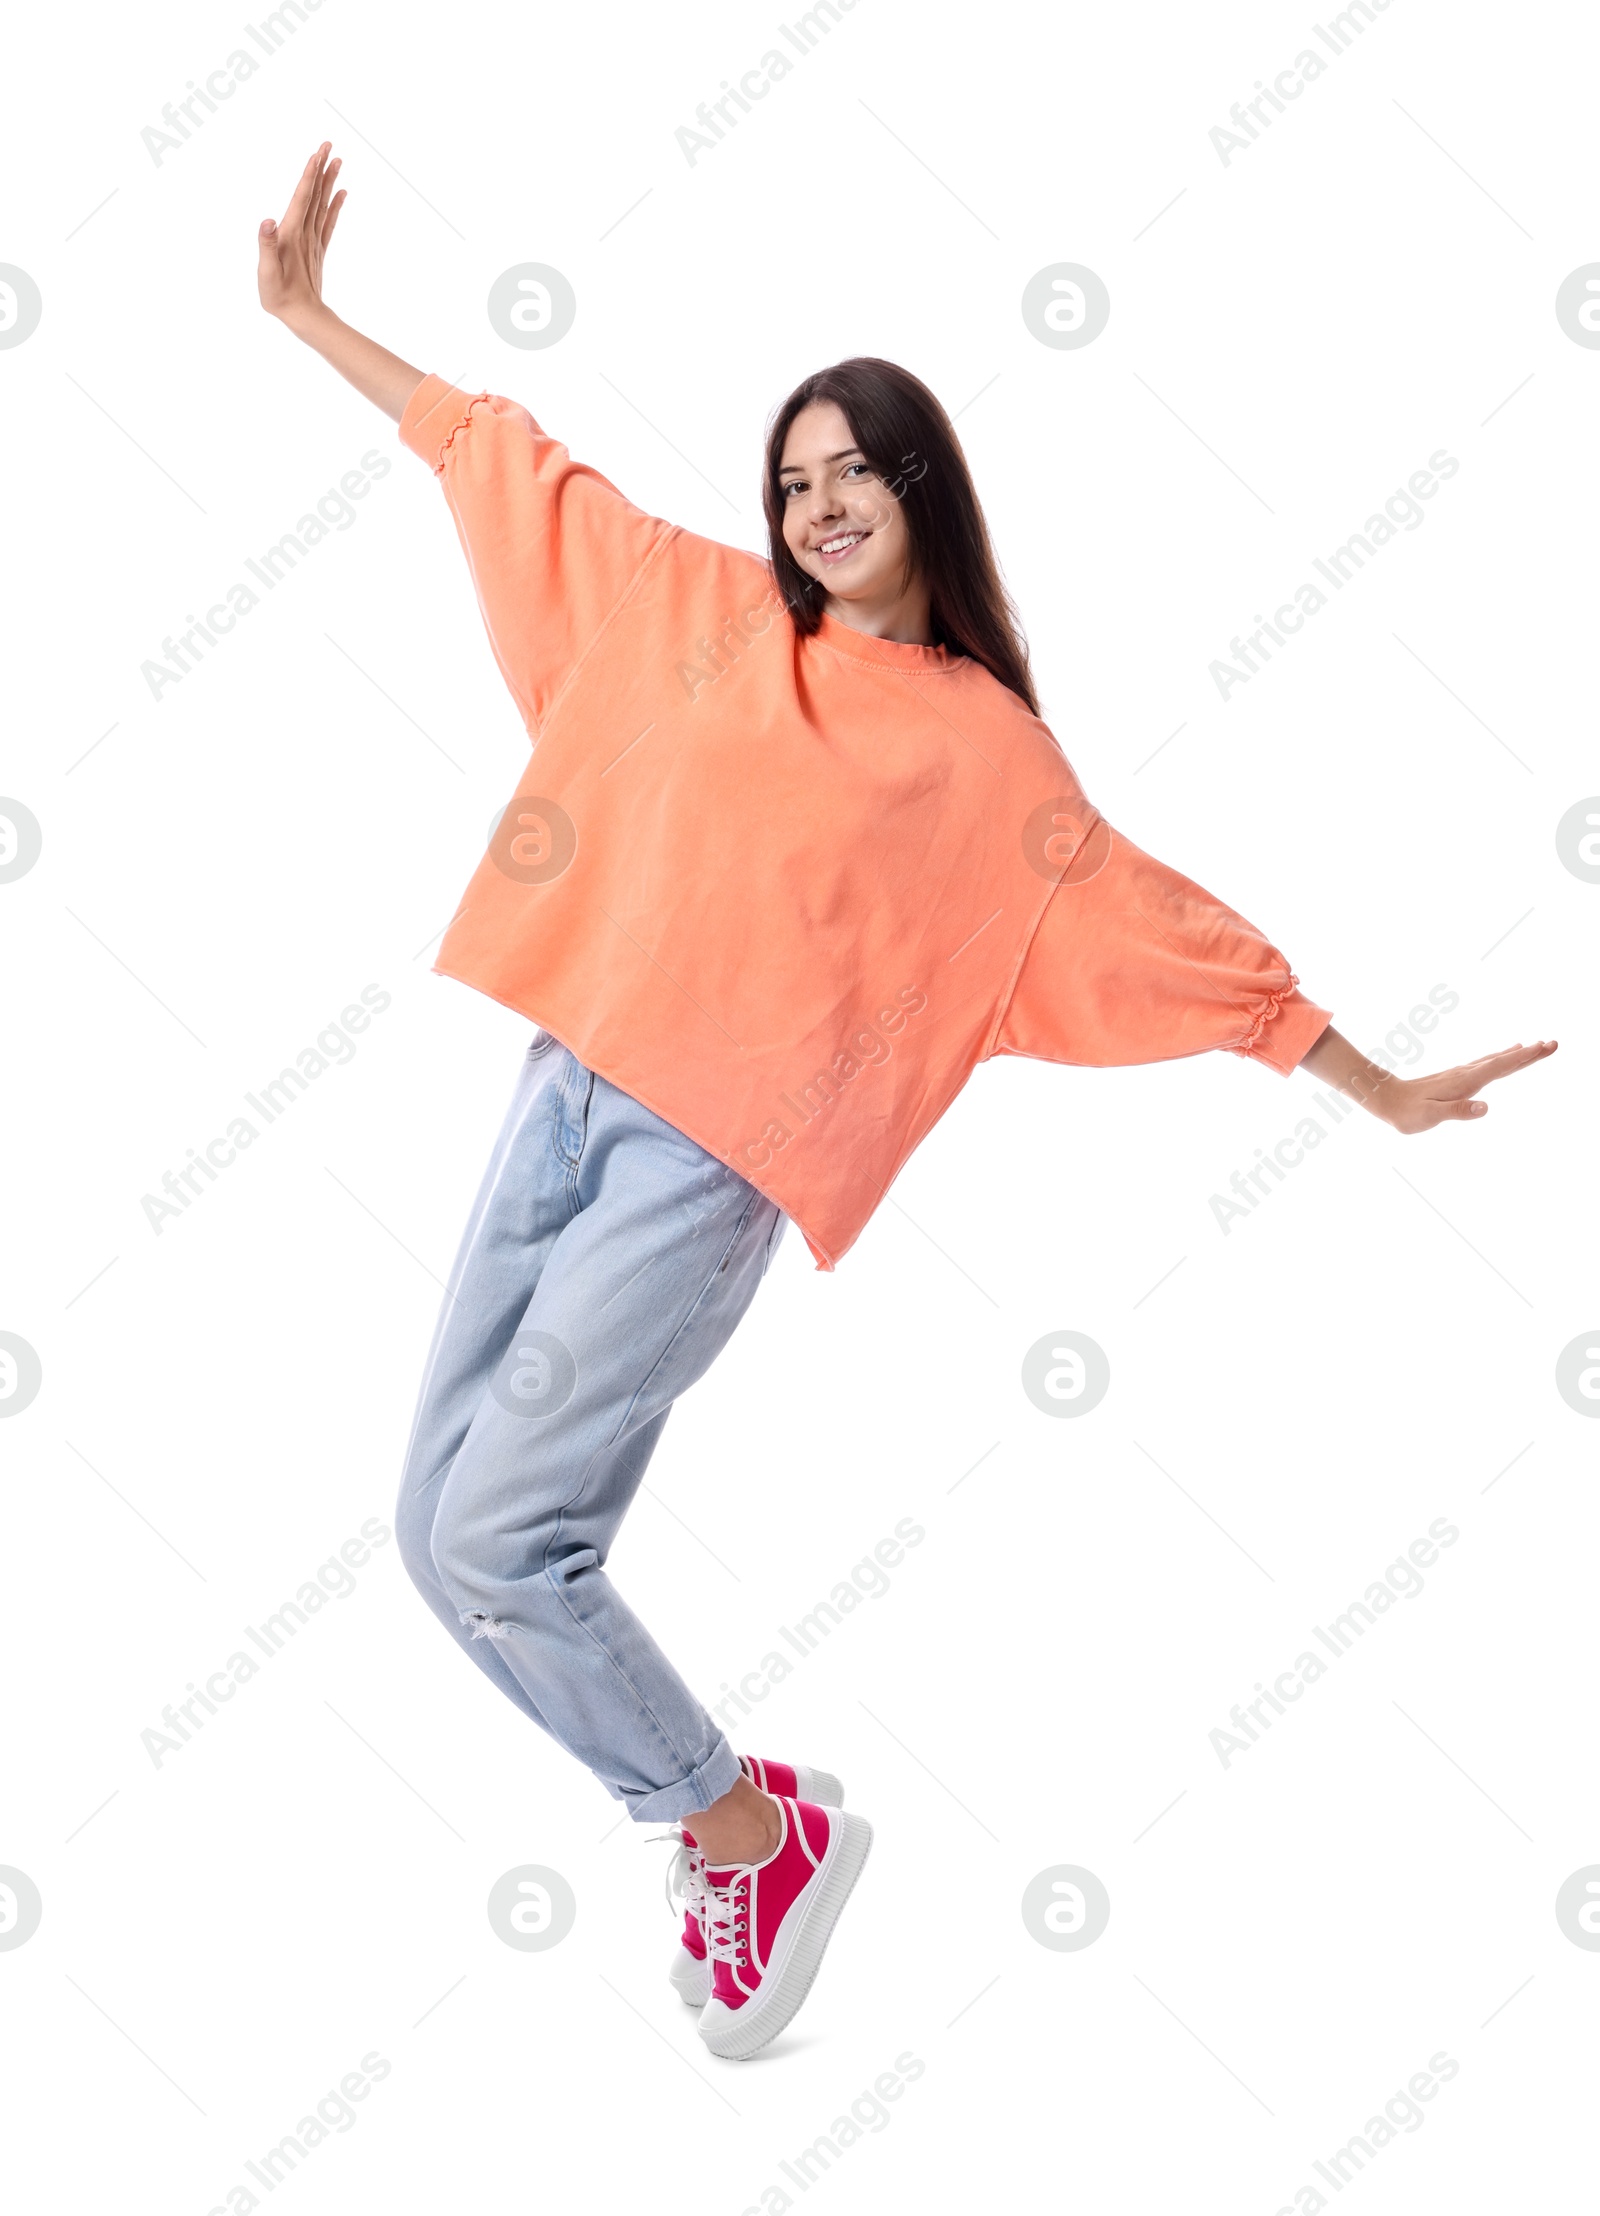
[811,608,962,673]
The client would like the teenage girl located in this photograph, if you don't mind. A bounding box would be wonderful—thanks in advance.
[257,144,1555,2061]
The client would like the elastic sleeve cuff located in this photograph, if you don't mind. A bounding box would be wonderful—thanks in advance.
[398,374,485,472]
[1241,987,1333,1076]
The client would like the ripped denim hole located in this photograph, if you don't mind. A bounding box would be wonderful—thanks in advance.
[465,1610,513,1642]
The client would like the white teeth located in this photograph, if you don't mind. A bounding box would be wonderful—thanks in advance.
[818,533,864,554]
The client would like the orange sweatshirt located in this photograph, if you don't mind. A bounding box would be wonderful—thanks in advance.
[399,375,1332,1270]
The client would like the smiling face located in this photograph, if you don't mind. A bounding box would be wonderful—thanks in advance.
[777,399,920,622]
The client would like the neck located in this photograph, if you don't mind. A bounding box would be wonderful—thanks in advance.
[823,580,935,646]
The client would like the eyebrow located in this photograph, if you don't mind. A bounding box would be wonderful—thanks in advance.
[778,447,864,477]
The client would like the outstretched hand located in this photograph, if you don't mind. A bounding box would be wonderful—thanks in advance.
[1301,1024,1557,1133]
[1371,1040,1557,1133]
[258,141,345,326]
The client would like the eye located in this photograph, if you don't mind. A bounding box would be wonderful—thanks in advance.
[842,462,871,480]
[781,479,806,499]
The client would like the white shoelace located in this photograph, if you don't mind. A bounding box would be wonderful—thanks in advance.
[702,1869,751,1972]
[655,1829,708,1927]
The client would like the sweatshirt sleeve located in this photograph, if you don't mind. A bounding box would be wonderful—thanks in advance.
[993,820,1332,1077]
[399,373,672,731]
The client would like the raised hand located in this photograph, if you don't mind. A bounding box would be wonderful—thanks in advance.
[253,142,425,421]
[258,141,346,327]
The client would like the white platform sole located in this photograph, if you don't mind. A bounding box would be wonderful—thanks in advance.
[696,1809,873,2061]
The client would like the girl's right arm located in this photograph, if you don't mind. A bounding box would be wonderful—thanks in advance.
[257,142,425,422]
[256,147,739,739]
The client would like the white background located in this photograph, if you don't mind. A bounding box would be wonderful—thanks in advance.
[2,0,1595,2209]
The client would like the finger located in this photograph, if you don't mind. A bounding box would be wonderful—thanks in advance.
[321,188,347,251]
[312,153,341,229]
[1472,1040,1558,1086]
[1429,1042,1557,1098]
[280,141,330,234]
[1457,1046,1529,1073]
[1409,1094,1480,1125]
[1465,1040,1557,1066]
[305,145,333,234]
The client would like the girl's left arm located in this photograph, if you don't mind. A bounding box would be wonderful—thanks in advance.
[993,821,1557,1126]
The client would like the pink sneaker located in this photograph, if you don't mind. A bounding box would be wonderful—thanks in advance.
[668,1757,843,2008]
[697,1796,873,2060]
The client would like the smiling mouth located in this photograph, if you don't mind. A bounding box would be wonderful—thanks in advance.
[814,530,868,563]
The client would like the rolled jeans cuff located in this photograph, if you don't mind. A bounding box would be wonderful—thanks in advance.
[627,1735,742,1825]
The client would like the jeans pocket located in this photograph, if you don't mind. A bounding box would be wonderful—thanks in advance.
[527,1027,558,1060]
[761,1207,788,1274]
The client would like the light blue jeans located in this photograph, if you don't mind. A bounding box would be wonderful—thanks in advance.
[395,1032,785,1823]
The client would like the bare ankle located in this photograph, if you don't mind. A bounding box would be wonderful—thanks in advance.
[689,1775,781,1866]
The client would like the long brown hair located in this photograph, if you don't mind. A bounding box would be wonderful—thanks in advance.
[761,357,1038,716]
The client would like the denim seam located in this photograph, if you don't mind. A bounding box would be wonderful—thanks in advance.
[612,1187,766,1440]
[551,1057,594,1176]
[539,1188,765,1573]
[541,1559,720,1787]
